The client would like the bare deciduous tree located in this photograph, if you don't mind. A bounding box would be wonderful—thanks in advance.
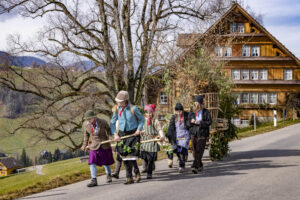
[0,0,231,150]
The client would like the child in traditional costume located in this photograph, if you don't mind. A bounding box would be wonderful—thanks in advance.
[81,110,115,187]
[140,104,164,179]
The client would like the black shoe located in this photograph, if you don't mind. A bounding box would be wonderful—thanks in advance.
[87,178,98,187]
[192,168,198,174]
[146,174,152,179]
[111,173,119,179]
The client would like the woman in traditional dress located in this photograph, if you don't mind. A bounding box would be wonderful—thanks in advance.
[81,110,115,187]
[166,103,190,173]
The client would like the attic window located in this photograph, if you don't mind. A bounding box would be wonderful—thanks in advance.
[276,52,281,56]
[230,23,237,33]
[237,23,245,33]
[230,23,244,33]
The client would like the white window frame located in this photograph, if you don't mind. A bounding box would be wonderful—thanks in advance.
[242,46,250,57]
[232,69,240,80]
[223,47,232,57]
[230,23,237,33]
[269,93,277,105]
[250,70,259,80]
[259,93,268,104]
[159,92,168,104]
[241,69,249,80]
[260,69,268,80]
[241,93,249,104]
[232,118,240,126]
[250,93,258,104]
[241,119,249,126]
[251,46,260,57]
[284,69,293,80]
[238,23,245,33]
[214,46,223,57]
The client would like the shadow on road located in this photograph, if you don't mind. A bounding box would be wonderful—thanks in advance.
[228,149,300,160]
[150,149,299,182]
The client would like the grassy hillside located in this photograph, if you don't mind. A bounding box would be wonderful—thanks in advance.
[0,117,82,159]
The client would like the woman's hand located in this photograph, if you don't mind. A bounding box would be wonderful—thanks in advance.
[191,119,196,124]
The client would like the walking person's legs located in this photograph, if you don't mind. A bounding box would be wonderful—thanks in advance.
[87,164,98,187]
[123,160,134,184]
[132,160,141,183]
[104,165,112,183]
[112,153,122,179]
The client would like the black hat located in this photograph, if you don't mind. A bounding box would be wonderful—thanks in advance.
[175,103,184,111]
[194,95,204,104]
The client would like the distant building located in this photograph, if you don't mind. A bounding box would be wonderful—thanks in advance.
[0,157,21,176]
[0,153,6,157]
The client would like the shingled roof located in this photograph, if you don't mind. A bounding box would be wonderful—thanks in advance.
[0,157,21,169]
[177,34,202,48]
[177,2,300,65]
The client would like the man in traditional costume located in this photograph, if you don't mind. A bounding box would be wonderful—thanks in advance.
[81,110,115,187]
[188,95,212,174]
[110,91,145,184]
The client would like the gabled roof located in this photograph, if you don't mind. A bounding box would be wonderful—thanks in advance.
[178,2,300,65]
[0,157,21,169]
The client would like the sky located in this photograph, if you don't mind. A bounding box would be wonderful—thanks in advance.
[0,0,299,59]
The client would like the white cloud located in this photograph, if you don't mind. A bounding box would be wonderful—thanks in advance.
[0,15,43,52]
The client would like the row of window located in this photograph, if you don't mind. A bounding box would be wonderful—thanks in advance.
[215,46,260,57]
[233,92,277,105]
[232,69,293,80]
[232,69,268,80]
[232,118,249,126]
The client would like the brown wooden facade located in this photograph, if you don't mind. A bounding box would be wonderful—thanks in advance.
[149,3,300,127]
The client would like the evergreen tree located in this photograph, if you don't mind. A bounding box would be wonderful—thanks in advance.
[20,148,27,167]
[53,148,61,162]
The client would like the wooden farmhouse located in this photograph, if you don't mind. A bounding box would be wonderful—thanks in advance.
[147,2,300,127]
[0,157,21,176]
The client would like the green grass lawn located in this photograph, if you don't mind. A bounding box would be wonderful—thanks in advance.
[0,157,94,200]
[237,118,300,139]
[0,152,168,200]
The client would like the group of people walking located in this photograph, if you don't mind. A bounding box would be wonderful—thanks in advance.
[81,90,212,187]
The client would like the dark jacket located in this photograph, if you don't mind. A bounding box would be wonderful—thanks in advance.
[188,108,212,138]
[166,111,190,145]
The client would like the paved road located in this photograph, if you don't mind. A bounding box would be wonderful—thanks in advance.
[21,123,300,200]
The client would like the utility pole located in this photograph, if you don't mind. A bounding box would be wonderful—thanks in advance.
[254,113,256,131]
[274,110,277,127]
